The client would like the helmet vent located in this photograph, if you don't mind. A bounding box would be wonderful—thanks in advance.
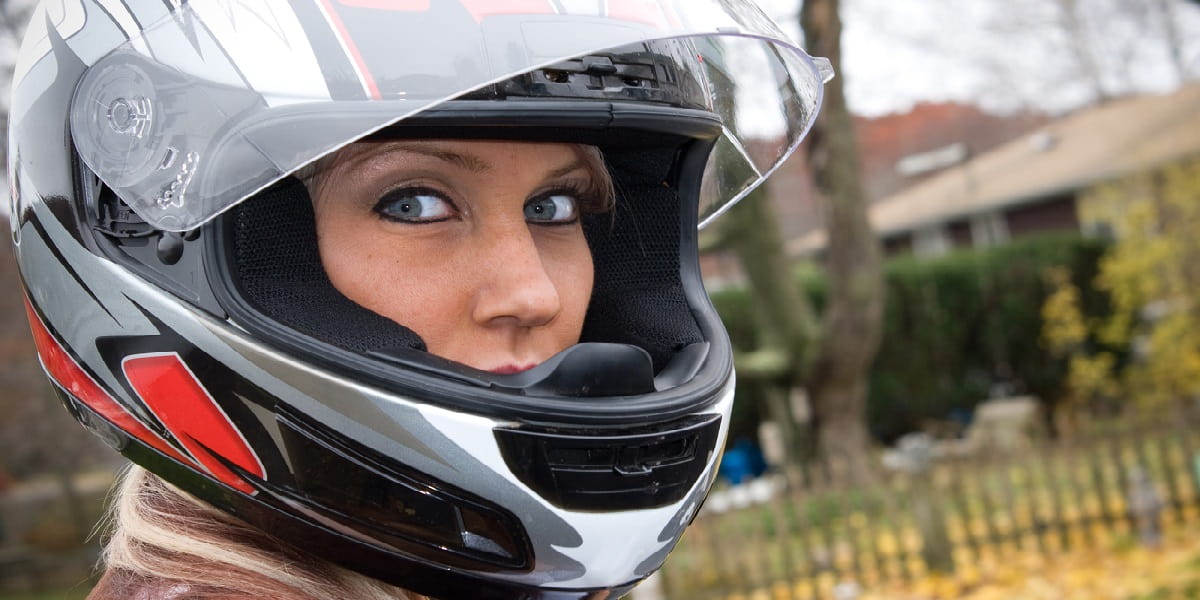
[494,414,721,510]
[459,46,710,109]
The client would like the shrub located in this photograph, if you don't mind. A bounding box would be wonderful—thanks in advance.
[711,232,1109,443]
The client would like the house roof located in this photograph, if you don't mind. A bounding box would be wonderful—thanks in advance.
[788,83,1200,255]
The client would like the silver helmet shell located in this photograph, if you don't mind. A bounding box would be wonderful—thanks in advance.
[9,1,828,597]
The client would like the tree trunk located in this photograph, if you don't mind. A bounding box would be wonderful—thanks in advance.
[721,184,820,466]
[801,0,885,484]
[722,185,820,371]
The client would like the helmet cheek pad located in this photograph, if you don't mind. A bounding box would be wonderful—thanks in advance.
[224,177,429,356]
[580,145,705,371]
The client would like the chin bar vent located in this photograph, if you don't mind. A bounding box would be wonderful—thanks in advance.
[495,414,721,511]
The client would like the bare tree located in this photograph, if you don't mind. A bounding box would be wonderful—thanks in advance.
[801,0,885,481]
[978,0,1200,110]
[1057,0,1116,101]
[1147,0,1196,82]
[717,183,821,468]
[1049,0,1199,96]
[843,0,1199,115]
[712,0,885,478]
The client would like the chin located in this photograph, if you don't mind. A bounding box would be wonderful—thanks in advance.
[487,363,538,375]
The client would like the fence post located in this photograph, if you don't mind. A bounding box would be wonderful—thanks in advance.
[894,433,955,574]
[1127,465,1164,548]
[880,472,913,583]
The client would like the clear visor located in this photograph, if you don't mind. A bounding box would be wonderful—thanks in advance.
[71,0,832,232]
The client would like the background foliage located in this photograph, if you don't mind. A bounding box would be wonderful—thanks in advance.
[1046,155,1200,412]
[713,233,1111,444]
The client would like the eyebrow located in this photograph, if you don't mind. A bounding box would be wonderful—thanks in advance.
[388,143,491,173]
[546,159,591,180]
[354,142,592,181]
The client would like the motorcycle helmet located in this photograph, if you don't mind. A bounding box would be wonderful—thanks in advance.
[9,1,831,598]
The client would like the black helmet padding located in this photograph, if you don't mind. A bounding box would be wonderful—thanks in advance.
[232,178,428,355]
[581,147,703,371]
[231,145,702,373]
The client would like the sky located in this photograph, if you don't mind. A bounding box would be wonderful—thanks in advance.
[757,0,1200,116]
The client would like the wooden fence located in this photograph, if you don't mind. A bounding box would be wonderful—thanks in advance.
[659,408,1200,599]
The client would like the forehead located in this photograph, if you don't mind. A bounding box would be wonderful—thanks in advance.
[326,139,587,173]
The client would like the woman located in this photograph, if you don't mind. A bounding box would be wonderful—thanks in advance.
[9,1,830,598]
[90,138,616,599]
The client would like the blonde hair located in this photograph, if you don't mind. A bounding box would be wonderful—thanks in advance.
[99,465,423,600]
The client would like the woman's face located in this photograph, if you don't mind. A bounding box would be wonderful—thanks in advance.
[310,140,603,374]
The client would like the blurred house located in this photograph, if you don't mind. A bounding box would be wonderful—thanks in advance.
[788,83,1200,258]
[856,102,1048,203]
[701,100,1046,286]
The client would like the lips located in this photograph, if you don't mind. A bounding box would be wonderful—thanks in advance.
[488,363,537,375]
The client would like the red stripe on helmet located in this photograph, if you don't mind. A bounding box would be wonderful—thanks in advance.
[318,0,383,99]
[335,0,430,9]
[123,353,266,495]
[23,297,194,467]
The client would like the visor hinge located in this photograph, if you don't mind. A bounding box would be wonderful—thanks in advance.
[92,185,198,265]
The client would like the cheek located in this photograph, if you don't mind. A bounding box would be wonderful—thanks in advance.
[545,234,595,324]
[314,207,461,329]
[316,206,378,295]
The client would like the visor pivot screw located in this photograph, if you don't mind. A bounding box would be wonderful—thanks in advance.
[106,97,153,138]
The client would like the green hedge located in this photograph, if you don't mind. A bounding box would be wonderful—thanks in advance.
[710,233,1110,443]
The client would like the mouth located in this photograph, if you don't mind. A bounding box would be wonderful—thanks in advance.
[488,363,537,375]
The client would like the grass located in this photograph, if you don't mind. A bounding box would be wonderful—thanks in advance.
[663,422,1200,598]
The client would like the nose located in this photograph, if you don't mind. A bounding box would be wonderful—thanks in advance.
[471,225,562,329]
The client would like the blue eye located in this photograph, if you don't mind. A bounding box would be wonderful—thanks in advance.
[375,188,454,222]
[525,194,579,224]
